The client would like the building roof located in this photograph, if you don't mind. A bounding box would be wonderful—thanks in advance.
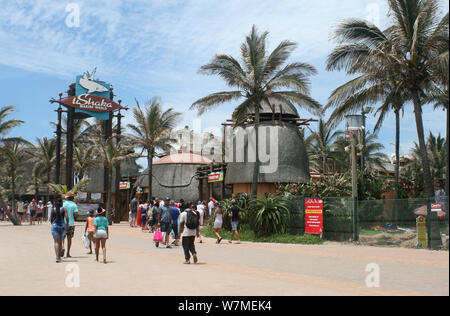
[154,153,212,165]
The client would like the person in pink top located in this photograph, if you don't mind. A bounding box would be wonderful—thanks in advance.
[84,210,96,254]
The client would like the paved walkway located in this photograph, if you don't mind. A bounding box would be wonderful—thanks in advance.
[0,221,448,296]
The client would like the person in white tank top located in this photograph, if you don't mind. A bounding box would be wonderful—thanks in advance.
[213,205,223,243]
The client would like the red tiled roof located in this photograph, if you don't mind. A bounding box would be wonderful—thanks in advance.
[153,153,212,165]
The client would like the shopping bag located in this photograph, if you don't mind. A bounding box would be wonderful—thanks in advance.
[82,233,90,249]
[153,231,163,242]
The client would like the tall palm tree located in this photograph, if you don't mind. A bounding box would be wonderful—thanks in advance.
[127,98,181,202]
[93,136,137,222]
[326,0,448,198]
[73,143,97,183]
[385,0,448,197]
[191,25,321,196]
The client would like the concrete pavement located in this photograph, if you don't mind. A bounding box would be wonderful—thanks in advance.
[0,221,448,296]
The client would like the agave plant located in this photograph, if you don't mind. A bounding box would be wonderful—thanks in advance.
[249,195,293,237]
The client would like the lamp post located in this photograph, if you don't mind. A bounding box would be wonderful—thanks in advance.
[346,114,364,242]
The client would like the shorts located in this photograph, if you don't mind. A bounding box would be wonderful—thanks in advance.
[66,226,75,239]
[231,221,239,231]
[160,221,171,233]
[141,214,147,224]
[37,213,43,218]
[51,224,66,240]
[131,211,137,219]
[30,210,36,217]
[94,229,108,239]
[87,231,95,241]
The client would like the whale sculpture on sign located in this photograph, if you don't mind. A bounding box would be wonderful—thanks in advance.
[78,68,109,94]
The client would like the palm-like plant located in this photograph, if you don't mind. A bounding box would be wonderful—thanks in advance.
[0,138,31,225]
[0,105,23,138]
[249,195,293,237]
[306,119,344,174]
[191,25,321,196]
[73,143,97,183]
[326,0,449,198]
[93,136,137,221]
[384,0,448,197]
[127,98,181,202]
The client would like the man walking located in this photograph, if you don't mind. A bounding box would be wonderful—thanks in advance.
[157,197,173,249]
[129,196,138,228]
[63,192,78,258]
[229,200,241,244]
[170,200,181,246]
[179,203,200,264]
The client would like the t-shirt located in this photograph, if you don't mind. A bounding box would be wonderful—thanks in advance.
[208,201,215,215]
[94,216,109,231]
[179,210,199,237]
[130,199,138,213]
[158,205,173,224]
[230,206,240,222]
[63,200,78,227]
[171,207,180,224]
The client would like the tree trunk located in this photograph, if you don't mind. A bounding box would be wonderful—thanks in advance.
[412,91,434,197]
[0,196,20,225]
[394,109,401,226]
[446,104,449,199]
[252,105,260,197]
[106,167,113,224]
[8,170,20,225]
[148,151,153,203]
[394,109,401,200]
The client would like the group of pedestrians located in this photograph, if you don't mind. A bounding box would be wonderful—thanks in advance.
[128,195,242,264]
[0,199,54,225]
[49,192,109,263]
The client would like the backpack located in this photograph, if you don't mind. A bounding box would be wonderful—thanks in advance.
[186,210,199,230]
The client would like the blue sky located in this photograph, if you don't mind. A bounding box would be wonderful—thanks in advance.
[0,0,448,163]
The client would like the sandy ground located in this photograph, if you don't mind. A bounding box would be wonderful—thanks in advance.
[0,221,448,296]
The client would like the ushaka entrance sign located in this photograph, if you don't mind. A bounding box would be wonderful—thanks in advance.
[54,94,123,112]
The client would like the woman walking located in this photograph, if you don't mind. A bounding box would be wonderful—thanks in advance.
[94,208,109,264]
[213,204,223,244]
[84,209,96,254]
[50,198,68,263]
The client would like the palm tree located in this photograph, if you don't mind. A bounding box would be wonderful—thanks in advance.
[0,106,25,225]
[127,98,181,202]
[306,119,343,174]
[93,136,137,222]
[191,25,321,196]
[0,105,23,138]
[384,0,448,197]
[28,137,57,203]
[73,143,97,183]
[0,138,31,225]
[326,0,448,198]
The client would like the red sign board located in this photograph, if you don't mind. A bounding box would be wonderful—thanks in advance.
[208,172,224,183]
[431,203,442,212]
[305,199,323,235]
[51,94,122,112]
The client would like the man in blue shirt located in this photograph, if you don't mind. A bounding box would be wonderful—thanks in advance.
[170,200,181,246]
[63,192,78,258]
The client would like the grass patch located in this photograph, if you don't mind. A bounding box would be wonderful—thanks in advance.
[201,225,324,245]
